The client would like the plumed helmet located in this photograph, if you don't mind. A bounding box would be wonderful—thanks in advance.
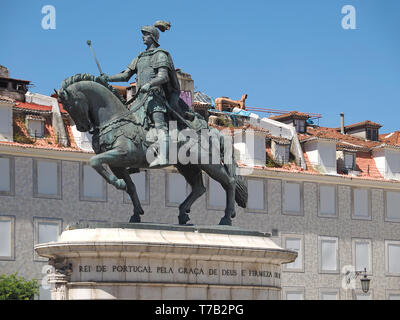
[141,21,171,47]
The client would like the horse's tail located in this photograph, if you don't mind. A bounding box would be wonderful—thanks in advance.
[234,175,248,208]
[220,134,248,209]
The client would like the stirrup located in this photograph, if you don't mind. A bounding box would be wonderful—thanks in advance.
[149,135,169,167]
[149,156,168,167]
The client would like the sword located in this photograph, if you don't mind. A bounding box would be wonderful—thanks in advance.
[86,40,104,76]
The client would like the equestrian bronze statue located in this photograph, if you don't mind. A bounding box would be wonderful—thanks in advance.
[57,21,247,226]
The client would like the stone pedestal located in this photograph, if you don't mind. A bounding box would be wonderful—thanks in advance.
[35,223,296,300]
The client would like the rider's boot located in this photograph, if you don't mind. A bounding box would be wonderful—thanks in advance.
[149,129,169,167]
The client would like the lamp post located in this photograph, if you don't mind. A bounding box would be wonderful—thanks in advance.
[351,268,371,294]
[345,267,371,299]
[358,268,371,294]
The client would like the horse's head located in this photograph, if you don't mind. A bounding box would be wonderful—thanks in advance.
[58,73,127,132]
[58,79,93,132]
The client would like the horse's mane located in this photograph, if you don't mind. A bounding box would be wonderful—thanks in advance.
[60,73,126,104]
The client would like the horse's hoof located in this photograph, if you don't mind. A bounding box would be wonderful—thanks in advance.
[134,207,145,216]
[230,211,236,218]
[115,179,127,190]
[129,214,141,223]
[219,217,232,226]
[178,213,190,225]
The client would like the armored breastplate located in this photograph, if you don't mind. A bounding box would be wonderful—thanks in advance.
[136,55,155,89]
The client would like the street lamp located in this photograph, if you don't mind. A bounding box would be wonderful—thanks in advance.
[356,268,371,294]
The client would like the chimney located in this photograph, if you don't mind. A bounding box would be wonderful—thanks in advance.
[176,69,194,107]
[0,65,9,78]
[340,112,345,134]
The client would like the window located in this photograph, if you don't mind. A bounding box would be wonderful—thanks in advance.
[319,289,339,300]
[344,152,355,170]
[319,236,339,273]
[366,128,378,141]
[294,119,305,133]
[385,191,400,222]
[34,218,62,261]
[319,185,336,217]
[246,178,266,212]
[33,159,61,199]
[123,170,149,205]
[385,240,400,275]
[282,234,304,272]
[352,239,372,273]
[0,216,15,260]
[283,287,304,300]
[0,156,14,195]
[80,163,107,201]
[387,291,400,300]
[166,172,188,206]
[207,177,226,210]
[282,181,302,215]
[26,116,45,138]
[352,188,370,219]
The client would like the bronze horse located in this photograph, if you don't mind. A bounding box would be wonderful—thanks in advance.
[58,74,247,225]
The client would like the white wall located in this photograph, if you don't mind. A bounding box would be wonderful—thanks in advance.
[386,149,400,180]
[304,140,337,174]
[233,130,266,167]
[71,124,94,152]
[304,141,319,165]
[373,148,400,180]
[372,149,386,177]
[319,141,337,174]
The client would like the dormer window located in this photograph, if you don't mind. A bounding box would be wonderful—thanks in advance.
[26,115,45,138]
[343,120,381,141]
[269,111,311,134]
[366,127,378,141]
[344,152,355,170]
[294,119,306,133]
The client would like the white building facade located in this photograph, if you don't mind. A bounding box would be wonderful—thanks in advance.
[1,145,400,299]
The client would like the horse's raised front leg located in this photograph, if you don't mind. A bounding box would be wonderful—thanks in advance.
[175,164,206,225]
[109,166,144,223]
[89,148,130,190]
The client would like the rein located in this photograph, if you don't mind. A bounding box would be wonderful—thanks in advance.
[96,91,150,133]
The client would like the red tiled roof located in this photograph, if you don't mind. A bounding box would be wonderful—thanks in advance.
[15,101,52,113]
[270,111,310,121]
[58,102,68,114]
[0,140,92,154]
[3,113,86,153]
[344,120,382,130]
[354,151,384,179]
[380,131,400,146]
[209,123,270,135]
[14,101,68,114]
[299,126,382,149]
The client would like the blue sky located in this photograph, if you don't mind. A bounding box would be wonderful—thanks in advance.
[2,0,400,132]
